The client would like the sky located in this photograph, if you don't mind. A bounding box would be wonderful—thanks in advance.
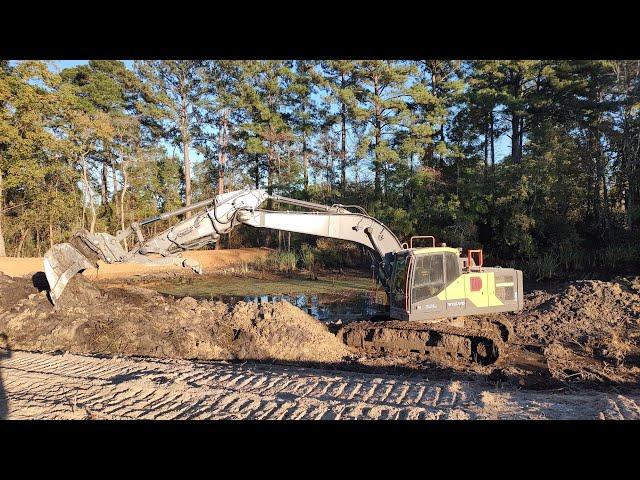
[52,59,133,71]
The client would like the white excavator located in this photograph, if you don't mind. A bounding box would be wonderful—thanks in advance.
[44,186,525,367]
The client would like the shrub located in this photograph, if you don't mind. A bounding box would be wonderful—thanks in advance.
[275,251,298,273]
[299,244,315,271]
[525,252,560,281]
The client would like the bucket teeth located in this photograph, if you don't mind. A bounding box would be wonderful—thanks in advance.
[43,243,96,304]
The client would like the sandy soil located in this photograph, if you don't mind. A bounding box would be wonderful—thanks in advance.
[0,248,270,279]
[2,350,639,420]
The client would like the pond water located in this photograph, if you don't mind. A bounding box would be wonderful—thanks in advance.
[144,272,386,323]
[190,292,384,323]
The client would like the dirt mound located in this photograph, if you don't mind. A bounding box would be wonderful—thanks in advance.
[510,277,640,359]
[0,275,349,364]
[0,272,40,310]
[494,276,640,383]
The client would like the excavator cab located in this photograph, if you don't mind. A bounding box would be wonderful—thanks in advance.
[388,247,523,322]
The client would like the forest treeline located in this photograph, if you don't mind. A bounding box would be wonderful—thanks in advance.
[0,60,639,277]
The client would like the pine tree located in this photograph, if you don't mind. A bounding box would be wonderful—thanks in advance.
[351,60,413,201]
[320,60,359,193]
[290,60,320,196]
[134,61,209,217]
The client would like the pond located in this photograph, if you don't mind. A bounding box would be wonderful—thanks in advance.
[141,272,387,323]
[204,293,383,323]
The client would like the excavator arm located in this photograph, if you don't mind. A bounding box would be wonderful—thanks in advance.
[44,187,402,303]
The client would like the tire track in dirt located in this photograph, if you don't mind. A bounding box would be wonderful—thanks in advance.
[2,351,640,420]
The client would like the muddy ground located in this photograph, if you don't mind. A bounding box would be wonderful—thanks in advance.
[0,273,348,364]
[1,271,639,389]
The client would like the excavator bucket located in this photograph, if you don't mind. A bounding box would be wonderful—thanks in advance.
[44,243,97,305]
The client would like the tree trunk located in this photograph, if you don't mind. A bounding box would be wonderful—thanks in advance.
[340,77,347,193]
[101,160,109,206]
[81,154,97,234]
[16,228,28,258]
[511,112,521,163]
[490,111,496,173]
[303,136,309,194]
[267,148,273,195]
[217,109,228,196]
[374,129,381,198]
[483,120,489,178]
[183,137,192,218]
[120,163,129,250]
[254,154,260,188]
[0,169,6,256]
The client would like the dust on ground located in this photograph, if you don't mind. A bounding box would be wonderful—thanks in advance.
[0,273,349,364]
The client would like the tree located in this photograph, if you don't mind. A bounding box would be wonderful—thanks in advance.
[0,61,81,256]
[135,61,209,217]
[230,60,297,194]
[320,60,359,193]
[290,60,320,195]
[59,60,142,222]
[351,60,413,200]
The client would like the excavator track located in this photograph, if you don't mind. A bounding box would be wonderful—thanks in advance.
[336,317,515,368]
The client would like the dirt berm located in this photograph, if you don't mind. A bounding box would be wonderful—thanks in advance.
[0,273,349,364]
[495,277,640,383]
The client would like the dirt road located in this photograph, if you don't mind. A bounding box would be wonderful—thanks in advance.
[0,248,269,279]
[2,350,639,420]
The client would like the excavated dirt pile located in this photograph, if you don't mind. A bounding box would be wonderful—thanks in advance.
[0,273,349,364]
[497,277,640,383]
[2,271,640,385]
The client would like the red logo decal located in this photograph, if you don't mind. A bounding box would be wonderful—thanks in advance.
[470,276,483,292]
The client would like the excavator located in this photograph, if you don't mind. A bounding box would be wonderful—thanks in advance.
[43,186,524,367]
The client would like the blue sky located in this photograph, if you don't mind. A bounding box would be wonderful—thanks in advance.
[52,59,133,71]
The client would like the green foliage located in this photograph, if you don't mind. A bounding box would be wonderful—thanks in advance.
[260,250,298,273]
[1,59,640,276]
[525,252,560,282]
[298,243,315,271]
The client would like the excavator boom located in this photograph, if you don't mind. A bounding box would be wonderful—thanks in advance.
[44,187,402,303]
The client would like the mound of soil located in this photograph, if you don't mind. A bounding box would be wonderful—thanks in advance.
[497,276,640,383]
[0,274,349,364]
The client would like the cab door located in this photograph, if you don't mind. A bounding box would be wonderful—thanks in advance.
[443,252,467,315]
[390,253,412,320]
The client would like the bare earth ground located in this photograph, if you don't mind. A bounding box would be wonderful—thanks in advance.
[1,258,640,419]
[2,350,640,419]
[0,248,269,278]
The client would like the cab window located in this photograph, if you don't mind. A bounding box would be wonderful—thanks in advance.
[412,252,461,303]
[444,252,460,286]
[412,253,445,302]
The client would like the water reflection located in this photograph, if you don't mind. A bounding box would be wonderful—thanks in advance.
[200,292,384,323]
